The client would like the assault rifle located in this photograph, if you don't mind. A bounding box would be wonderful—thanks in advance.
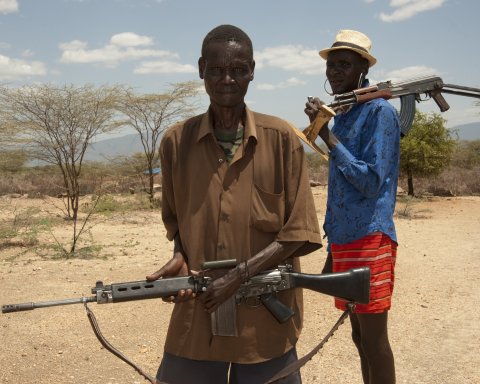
[2,263,370,321]
[2,262,370,383]
[298,75,480,153]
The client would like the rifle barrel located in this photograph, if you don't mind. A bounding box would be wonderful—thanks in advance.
[2,296,96,313]
[442,84,480,99]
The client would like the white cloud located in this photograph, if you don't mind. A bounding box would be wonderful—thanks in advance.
[256,77,306,91]
[379,0,445,22]
[59,33,180,67]
[21,49,34,58]
[255,45,325,75]
[0,54,47,80]
[134,60,196,74]
[380,65,440,83]
[0,0,18,14]
[110,32,153,47]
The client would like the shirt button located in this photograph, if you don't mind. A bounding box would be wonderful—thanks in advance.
[219,158,224,163]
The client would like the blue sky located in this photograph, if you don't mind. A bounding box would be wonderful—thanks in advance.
[1,0,479,137]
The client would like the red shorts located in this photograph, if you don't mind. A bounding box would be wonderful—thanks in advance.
[331,233,397,314]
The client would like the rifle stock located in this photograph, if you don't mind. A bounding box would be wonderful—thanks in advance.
[288,267,370,304]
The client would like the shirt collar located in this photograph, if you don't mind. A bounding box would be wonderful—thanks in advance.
[196,105,258,143]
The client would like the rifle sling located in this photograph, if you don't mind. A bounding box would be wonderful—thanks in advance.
[82,300,354,384]
[84,303,156,384]
[265,303,354,384]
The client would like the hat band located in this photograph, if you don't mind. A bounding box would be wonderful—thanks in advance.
[331,41,368,54]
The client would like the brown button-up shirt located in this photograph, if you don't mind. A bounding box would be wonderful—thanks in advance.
[160,106,322,363]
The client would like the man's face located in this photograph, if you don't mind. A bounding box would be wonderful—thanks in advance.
[199,40,255,108]
[326,50,368,94]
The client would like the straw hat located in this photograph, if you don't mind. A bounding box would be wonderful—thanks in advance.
[319,29,377,67]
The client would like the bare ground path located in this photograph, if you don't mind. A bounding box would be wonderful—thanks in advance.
[0,190,479,383]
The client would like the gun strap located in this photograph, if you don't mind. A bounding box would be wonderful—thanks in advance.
[265,303,354,384]
[84,303,156,384]
[82,299,352,384]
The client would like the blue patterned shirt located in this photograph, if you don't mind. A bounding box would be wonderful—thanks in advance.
[324,92,400,245]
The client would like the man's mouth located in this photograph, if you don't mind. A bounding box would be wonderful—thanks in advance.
[217,88,237,95]
[329,79,345,94]
[329,79,343,87]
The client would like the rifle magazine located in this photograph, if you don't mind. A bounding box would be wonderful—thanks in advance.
[210,296,238,337]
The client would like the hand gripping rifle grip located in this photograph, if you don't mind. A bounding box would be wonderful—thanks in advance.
[302,104,336,142]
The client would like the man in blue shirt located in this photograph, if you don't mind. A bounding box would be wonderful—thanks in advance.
[305,30,400,384]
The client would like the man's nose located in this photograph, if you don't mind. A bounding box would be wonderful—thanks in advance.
[221,69,236,83]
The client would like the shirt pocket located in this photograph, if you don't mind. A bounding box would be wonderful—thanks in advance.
[250,184,285,232]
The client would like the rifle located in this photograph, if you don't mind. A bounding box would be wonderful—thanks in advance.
[2,263,370,383]
[2,263,370,321]
[298,75,480,153]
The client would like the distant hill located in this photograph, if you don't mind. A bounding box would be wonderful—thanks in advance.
[85,134,144,161]
[450,122,480,141]
[84,121,480,161]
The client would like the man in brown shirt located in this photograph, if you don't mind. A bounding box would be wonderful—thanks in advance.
[147,24,322,384]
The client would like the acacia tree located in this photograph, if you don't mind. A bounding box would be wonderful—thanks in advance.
[400,111,457,196]
[116,81,201,197]
[0,83,123,255]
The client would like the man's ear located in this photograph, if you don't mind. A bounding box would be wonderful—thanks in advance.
[198,57,205,79]
[250,60,256,81]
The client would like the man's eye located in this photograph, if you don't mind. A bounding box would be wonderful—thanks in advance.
[326,62,351,70]
[232,67,247,74]
[208,67,223,75]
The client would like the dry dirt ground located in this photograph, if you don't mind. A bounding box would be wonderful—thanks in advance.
[0,188,479,384]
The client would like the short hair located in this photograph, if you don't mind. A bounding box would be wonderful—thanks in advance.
[201,24,253,58]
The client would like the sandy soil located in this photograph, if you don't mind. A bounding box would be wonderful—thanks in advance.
[0,188,479,384]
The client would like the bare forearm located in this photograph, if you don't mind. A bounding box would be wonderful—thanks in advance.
[200,240,305,313]
[236,241,305,281]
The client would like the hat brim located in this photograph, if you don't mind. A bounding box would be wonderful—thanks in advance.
[319,46,377,67]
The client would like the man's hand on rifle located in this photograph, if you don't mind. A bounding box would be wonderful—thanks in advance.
[305,96,323,123]
[198,267,243,314]
[304,97,339,151]
[146,251,195,303]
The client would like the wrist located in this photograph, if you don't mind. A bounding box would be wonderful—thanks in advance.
[234,260,250,284]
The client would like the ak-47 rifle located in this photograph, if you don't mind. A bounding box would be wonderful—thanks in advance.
[297,75,480,154]
[2,262,370,383]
